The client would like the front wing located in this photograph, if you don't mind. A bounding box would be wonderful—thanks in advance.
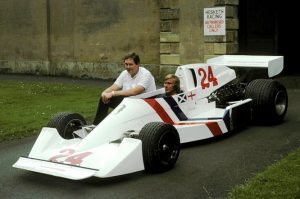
[13,157,98,180]
[13,128,145,179]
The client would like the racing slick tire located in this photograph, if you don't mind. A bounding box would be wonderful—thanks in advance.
[139,122,180,173]
[47,112,87,139]
[245,79,288,124]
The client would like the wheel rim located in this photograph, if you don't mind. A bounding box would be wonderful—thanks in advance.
[157,131,179,165]
[274,90,287,115]
[64,119,84,139]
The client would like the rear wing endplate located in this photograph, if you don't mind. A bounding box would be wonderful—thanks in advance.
[206,55,284,77]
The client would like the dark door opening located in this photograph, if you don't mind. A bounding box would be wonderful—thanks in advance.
[238,0,299,73]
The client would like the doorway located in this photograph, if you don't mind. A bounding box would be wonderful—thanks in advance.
[238,0,298,73]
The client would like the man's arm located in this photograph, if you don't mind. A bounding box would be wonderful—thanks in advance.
[102,84,120,94]
[101,84,145,103]
[113,85,145,97]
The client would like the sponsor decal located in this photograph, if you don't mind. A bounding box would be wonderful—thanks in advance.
[187,92,196,100]
[177,93,187,103]
[163,97,188,121]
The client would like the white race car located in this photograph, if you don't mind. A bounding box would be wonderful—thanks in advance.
[13,55,288,180]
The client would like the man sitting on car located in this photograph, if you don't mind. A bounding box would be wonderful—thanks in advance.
[93,52,156,125]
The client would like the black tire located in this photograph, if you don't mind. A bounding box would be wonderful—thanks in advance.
[139,122,180,173]
[245,79,288,124]
[47,112,87,139]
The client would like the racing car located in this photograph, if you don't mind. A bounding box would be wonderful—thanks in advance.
[13,55,288,180]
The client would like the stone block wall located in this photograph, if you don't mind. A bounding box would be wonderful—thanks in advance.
[0,0,240,80]
[159,0,180,76]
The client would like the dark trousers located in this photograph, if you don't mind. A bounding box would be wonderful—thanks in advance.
[93,96,124,125]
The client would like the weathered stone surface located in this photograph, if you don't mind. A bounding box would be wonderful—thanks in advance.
[144,64,160,78]
[160,20,179,32]
[214,43,239,54]
[160,8,180,20]
[203,43,214,55]
[160,54,180,65]
[160,33,180,42]
[203,55,219,62]
[159,0,179,9]
[159,65,177,82]
[0,60,13,73]
[214,0,239,6]
[0,0,161,78]
[161,21,171,32]
[226,6,238,18]
[0,0,241,79]
[226,18,239,29]
[160,43,180,54]
[6,60,50,75]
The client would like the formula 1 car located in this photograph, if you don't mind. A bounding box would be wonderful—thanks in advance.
[13,55,288,180]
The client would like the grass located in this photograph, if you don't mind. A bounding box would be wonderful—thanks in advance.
[1,78,299,198]
[228,146,300,199]
[0,79,102,140]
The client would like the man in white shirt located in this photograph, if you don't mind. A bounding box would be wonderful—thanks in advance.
[93,52,156,125]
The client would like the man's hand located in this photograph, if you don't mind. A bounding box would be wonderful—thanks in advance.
[101,92,113,104]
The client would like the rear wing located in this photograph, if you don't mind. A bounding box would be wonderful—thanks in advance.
[206,55,284,77]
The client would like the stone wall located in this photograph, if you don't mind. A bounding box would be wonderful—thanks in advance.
[159,0,215,78]
[0,0,239,80]
[0,0,48,71]
[0,0,161,79]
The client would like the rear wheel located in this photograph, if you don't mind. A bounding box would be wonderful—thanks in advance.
[47,112,86,139]
[245,79,288,124]
[139,122,180,173]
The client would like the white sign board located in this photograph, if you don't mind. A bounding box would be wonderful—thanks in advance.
[204,7,226,36]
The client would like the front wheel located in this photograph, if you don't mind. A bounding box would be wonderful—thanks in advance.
[139,122,180,173]
[47,112,87,139]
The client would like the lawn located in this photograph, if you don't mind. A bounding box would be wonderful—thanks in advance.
[0,79,102,140]
[228,147,300,199]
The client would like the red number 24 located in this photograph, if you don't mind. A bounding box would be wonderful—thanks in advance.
[198,66,218,89]
[49,149,92,165]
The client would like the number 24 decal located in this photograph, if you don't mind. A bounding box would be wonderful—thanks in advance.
[49,149,92,165]
[198,66,218,89]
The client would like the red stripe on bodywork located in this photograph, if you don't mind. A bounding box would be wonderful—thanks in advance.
[206,122,223,136]
[144,99,174,124]
[175,121,223,136]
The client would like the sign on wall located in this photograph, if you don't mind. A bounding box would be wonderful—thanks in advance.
[204,7,226,36]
